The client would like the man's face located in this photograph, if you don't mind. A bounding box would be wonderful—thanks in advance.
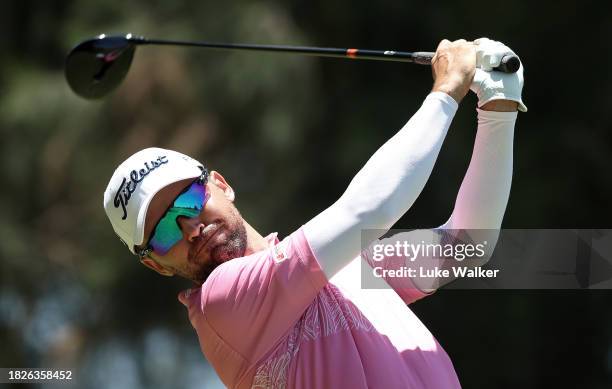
[139,171,247,284]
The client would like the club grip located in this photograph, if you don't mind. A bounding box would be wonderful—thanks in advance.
[412,52,520,73]
[496,55,521,73]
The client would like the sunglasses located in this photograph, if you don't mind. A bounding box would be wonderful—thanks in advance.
[137,169,209,258]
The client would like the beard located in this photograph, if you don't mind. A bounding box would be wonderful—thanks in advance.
[188,205,247,284]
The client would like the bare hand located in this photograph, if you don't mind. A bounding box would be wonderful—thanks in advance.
[431,39,476,104]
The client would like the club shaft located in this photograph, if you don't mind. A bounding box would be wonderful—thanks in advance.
[128,36,520,73]
[133,37,433,65]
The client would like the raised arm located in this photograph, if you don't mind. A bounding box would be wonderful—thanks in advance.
[442,101,517,230]
[304,39,476,280]
[359,98,519,296]
[411,39,527,291]
[439,39,526,242]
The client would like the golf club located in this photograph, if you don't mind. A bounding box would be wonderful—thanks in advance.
[65,33,521,99]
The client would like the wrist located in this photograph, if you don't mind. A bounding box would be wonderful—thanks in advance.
[432,83,466,104]
[431,74,469,104]
[480,100,518,112]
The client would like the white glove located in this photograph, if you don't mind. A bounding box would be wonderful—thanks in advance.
[470,38,527,112]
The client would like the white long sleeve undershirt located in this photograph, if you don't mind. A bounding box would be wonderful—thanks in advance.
[414,108,517,290]
[304,92,458,279]
[441,108,516,230]
[304,92,517,283]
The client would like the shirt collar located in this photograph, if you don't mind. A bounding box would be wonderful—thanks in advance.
[264,232,280,246]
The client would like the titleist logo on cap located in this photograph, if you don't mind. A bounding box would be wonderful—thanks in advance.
[114,155,169,220]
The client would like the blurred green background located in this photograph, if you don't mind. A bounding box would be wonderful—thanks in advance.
[1,0,611,388]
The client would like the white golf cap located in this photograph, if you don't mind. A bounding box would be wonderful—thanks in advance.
[103,147,204,254]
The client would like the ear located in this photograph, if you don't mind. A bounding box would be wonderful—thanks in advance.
[209,170,235,202]
[140,258,174,277]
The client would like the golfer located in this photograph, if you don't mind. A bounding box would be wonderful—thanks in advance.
[104,38,525,388]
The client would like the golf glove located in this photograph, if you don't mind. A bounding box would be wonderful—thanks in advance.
[470,38,527,112]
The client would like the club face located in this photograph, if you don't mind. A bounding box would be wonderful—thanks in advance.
[65,34,136,99]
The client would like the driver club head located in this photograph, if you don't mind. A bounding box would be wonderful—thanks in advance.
[65,34,139,99]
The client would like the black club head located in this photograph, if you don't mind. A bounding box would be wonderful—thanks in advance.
[65,34,139,99]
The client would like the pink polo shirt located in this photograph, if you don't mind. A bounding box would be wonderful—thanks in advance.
[179,228,460,388]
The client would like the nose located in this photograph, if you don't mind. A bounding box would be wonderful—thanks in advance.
[177,216,205,243]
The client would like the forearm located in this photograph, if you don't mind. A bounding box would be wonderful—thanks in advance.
[408,108,516,291]
[304,92,458,279]
[444,108,516,229]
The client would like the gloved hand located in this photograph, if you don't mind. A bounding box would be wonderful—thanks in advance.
[470,38,527,112]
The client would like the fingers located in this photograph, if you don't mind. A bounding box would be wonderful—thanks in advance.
[432,39,449,66]
[433,38,476,65]
[433,39,473,63]
[436,39,451,50]
[436,38,471,50]
[430,38,477,103]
